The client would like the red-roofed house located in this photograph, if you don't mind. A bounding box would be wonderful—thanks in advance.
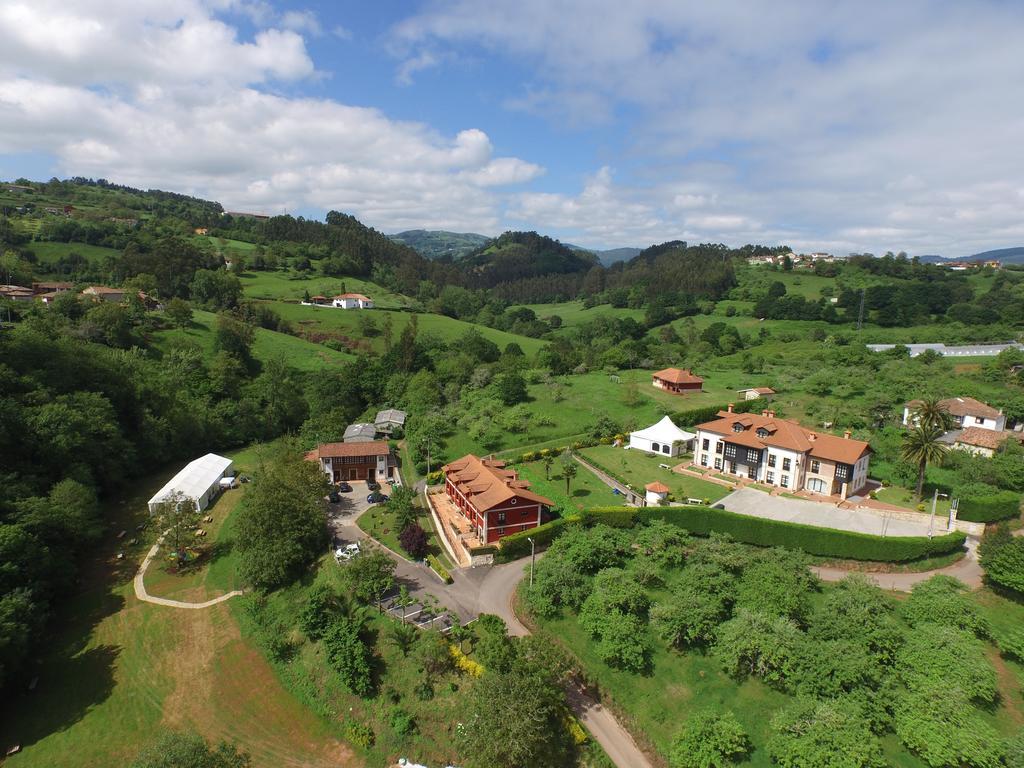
[694,406,871,499]
[652,368,703,394]
[331,293,374,309]
[645,482,670,505]
[442,454,553,543]
[306,441,395,483]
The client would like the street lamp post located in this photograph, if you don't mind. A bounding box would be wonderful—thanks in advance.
[928,489,948,539]
[528,536,536,587]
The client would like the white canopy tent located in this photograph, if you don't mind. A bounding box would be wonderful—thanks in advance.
[148,453,234,514]
[628,416,696,458]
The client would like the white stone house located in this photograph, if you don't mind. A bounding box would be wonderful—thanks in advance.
[903,397,1006,432]
[331,293,374,309]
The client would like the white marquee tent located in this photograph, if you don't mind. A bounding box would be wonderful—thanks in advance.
[148,453,234,514]
[628,416,695,458]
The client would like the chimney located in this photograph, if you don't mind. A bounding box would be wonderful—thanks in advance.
[761,409,769,417]
[727,403,734,413]
[768,409,776,419]
[843,430,852,439]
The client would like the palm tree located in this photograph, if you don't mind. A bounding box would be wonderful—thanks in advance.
[911,398,952,432]
[563,461,578,496]
[543,455,554,480]
[901,424,949,501]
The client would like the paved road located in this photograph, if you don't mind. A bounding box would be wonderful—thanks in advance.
[813,535,983,591]
[719,487,934,537]
[134,532,244,609]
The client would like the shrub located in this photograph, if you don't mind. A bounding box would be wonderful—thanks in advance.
[427,554,452,583]
[299,583,336,641]
[901,575,989,637]
[323,617,373,696]
[979,524,1024,593]
[634,505,966,563]
[398,522,429,559]
[449,644,484,677]
[389,707,416,737]
[670,709,751,768]
[957,484,1021,523]
[496,517,573,561]
[342,721,374,749]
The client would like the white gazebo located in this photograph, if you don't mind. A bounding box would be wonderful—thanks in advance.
[628,416,695,458]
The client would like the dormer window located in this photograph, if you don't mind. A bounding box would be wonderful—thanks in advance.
[756,428,769,439]
[732,423,744,433]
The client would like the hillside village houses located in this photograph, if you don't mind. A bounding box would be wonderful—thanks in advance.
[440,454,553,544]
[902,396,1006,432]
[693,405,872,499]
[343,422,378,443]
[737,386,776,401]
[651,367,704,394]
[332,293,373,309]
[306,441,397,483]
[374,409,407,435]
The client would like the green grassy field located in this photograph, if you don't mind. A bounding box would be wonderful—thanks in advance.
[239,272,411,309]
[24,240,121,268]
[151,309,355,371]
[578,444,731,503]
[264,299,548,357]
[356,502,451,566]
[0,466,352,768]
[514,459,624,513]
[512,299,646,327]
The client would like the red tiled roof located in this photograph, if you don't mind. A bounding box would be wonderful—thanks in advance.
[653,368,703,385]
[306,441,391,460]
[645,482,670,493]
[443,454,553,512]
[334,293,371,301]
[954,427,1023,451]
[906,396,1001,420]
[697,411,870,464]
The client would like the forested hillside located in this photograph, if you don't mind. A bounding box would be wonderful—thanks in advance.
[388,229,489,260]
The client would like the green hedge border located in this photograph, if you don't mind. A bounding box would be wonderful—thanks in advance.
[497,504,967,563]
[957,492,1021,524]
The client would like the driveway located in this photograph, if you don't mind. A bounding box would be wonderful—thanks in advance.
[717,487,935,537]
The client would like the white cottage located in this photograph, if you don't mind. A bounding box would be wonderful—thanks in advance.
[628,416,696,458]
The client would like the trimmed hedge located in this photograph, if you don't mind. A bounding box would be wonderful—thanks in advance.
[427,554,452,583]
[580,507,640,528]
[633,505,966,562]
[495,516,578,562]
[956,488,1021,524]
[669,398,761,429]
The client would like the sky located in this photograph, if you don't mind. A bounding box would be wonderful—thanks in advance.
[1,0,1023,256]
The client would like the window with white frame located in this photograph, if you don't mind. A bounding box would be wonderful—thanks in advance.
[768,454,776,467]
[746,449,759,463]
[810,460,820,473]
[716,442,724,454]
[766,470,775,483]
[700,455,708,467]
[781,475,789,488]
[782,457,791,471]
[702,438,710,450]
[714,457,722,470]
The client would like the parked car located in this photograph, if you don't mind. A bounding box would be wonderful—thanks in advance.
[337,481,352,493]
[712,503,725,510]
[334,543,361,562]
[367,492,390,504]
[327,490,341,504]
[366,481,380,491]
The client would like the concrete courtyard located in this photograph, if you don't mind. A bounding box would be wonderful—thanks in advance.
[717,487,936,537]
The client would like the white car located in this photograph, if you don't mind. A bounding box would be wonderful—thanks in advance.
[334,543,361,562]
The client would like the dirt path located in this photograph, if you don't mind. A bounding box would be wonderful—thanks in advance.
[478,559,655,768]
[134,533,243,609]
[811,536,983,591]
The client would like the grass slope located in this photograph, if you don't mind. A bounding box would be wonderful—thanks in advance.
[25,240,121,268]
[239,272,411,309]
[151,309,355,372]
[578,444,730,503]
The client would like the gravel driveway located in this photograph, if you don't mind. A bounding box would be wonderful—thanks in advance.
[717,487,936,537]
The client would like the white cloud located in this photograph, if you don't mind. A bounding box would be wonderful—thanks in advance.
[392,0,1024,255]
[280,9,322,36]
[0,1,543,234]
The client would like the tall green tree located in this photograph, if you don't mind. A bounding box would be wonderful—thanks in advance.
[910,398,952,431]
[152,490,201,566]
[235,443,328,589]
[901,424,948,500]
[671,709,751,768]
[130,730,250,768]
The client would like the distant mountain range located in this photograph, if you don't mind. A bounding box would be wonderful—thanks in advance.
[388,230,490,260]
[566,244,643,266]
[918,247,1024,264]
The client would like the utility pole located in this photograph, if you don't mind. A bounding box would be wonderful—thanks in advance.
[528,537,536,587]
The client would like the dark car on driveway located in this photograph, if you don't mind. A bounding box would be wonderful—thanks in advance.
[367,492,390,504]
[337,481,352,493]
[366,481,380,491]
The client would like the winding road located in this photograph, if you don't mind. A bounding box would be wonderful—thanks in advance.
[134,532,244,609]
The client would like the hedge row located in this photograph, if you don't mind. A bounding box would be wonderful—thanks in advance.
[632,505,967,562]
[427,554,452,583]
[957,490,1021,524]
[495,516,579,562]
[669,398,762,429]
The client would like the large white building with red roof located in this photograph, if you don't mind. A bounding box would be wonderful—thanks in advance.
[331,292,374,309]
[442,454,554,544]
[694,406,871,499]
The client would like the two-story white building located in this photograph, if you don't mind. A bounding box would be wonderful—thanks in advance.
[903,397,1006,432]
[693,407,872,499]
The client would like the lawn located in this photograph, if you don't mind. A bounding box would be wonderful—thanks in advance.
[151,309,355,372]
[874,485,953,519]
[0,464,353,768]
[239,271,411,309]
[578,444,731,503]
[25,240,121,268]
[356,501,451,566]
[265,299,548,357]
[514,459,624,514]
[511,299,646,327]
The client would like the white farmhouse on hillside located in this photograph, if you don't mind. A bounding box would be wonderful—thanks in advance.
[903,397,1006,432]
[629,416,696,457]
[147,453,234,514]
[331,293,374,309]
